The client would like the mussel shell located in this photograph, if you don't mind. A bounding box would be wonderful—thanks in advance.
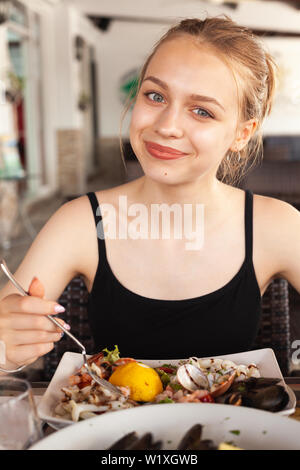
[127,433,155,450]
[217,383,289,412]
[230,377,281,394]
[244,377,281,389]
[176,364,209,391]
[177,424,203,450]
[249,385,289,412]
[107,432,138,450]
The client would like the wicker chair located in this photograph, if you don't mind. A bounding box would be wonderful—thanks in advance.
[43,277,291,380]
[253,278,290,376]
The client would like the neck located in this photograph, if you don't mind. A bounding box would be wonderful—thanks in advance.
[137,174,225,207]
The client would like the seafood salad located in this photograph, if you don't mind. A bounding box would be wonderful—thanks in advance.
[154,357,261,404]
[54,346,289,422]
[54,348,139,422]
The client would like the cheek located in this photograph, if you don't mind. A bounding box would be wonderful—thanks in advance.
[130,101,154,136]
[191,123,235,157]
[189,127,220,158]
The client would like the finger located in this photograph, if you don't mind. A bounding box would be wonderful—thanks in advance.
[28,276,45,298]
[2,294,65,316]
[3,329,62,346]
[0,314,69,333]
[7,343,55,366]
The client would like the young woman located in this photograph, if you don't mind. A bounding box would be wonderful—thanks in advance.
[0,16,299,373]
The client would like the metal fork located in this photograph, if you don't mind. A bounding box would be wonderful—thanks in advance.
[0,259,122,396]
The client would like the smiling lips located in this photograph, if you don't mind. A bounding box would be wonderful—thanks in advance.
[145,141,188,160]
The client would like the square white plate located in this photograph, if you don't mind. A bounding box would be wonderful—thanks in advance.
[38,348,296,429]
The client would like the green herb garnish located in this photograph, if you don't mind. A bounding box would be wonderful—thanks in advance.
[160,372,171,387]
[102,345,120,364]
[169,383,183,391]
[155,369,171,387]
[158,398,174,404]
[229,430,240,436]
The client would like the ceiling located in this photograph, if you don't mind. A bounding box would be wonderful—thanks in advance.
[68,0,300,34]
[209,0,300,9]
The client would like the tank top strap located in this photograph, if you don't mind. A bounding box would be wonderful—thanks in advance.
[86,191,108,266]
[244,189,254,263]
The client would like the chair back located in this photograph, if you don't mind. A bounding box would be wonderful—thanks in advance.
[253,278,290,376]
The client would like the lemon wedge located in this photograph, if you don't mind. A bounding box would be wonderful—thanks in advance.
[218,442,242,450]
[109,361,163,402]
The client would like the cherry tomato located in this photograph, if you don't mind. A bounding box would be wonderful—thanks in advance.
[200,394,214,403]
[158,367,176,374]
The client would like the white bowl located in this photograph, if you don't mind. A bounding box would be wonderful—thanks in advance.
[32,402,300,450]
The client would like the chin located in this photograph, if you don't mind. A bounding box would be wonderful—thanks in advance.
[139,160,193,186]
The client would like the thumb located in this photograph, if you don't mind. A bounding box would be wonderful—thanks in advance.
[28,276,45,298]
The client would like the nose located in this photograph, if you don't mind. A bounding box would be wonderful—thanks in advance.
[154,106,184,139]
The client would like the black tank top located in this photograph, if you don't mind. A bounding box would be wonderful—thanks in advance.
[86,190,261,359]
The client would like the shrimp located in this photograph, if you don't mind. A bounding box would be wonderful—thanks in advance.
[178,389,209,403]
[68,374,82,386]
[114,357,137,366]
[87,352,105,366]
[111,357,137,371]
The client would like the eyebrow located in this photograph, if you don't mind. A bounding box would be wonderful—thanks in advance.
[143,75,225,112]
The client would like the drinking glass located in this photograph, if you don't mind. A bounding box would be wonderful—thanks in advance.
[0,377,43,450]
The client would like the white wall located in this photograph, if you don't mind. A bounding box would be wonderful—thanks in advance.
[54,4,102,129]
[0,25,15,137]
[262,37,300,136]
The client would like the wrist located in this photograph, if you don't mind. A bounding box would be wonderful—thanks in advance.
[0,363,27,374]
[0,340,27,374]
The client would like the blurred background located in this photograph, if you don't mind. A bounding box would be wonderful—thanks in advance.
[0,0,300,376]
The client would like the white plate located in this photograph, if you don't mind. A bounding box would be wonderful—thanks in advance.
[32,402,300,450]
[37,348,296,429]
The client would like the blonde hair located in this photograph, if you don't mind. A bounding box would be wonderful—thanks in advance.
[120,15,278,186]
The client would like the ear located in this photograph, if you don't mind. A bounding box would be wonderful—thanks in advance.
[230,119,258,152]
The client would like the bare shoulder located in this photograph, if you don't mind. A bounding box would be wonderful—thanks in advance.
[253,193,300,286]
[253,193,300,231]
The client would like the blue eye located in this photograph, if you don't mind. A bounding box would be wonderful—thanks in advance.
[192,108,212,118]
[144,92,164,103]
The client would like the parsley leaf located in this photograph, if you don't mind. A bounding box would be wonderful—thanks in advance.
[102,345,120,364]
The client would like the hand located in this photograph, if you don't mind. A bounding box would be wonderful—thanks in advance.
[0,277,67,370]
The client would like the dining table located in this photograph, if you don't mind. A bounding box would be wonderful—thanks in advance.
[31,376,300,440]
